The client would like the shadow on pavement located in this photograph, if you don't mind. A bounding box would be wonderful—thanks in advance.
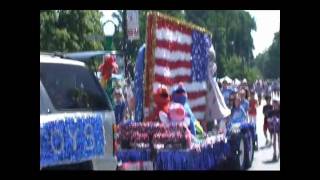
[263,159,279,164]
[259,144,272,150]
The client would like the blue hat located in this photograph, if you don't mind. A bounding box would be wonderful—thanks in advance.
[172,82,187,105]
[173,82,187,95]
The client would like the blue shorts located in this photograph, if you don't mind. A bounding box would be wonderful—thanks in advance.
[269,121,280,134]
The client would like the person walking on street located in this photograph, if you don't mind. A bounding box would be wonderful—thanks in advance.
[267,82,272,98]
[255,81,262,106]
[239,89,249,114]
[248,91,258,124]
[221,80,234,109]
[228,94,247,123]
[269,98,280,161]
[263,81,269,98]
[276,80,280,96]
[263,95,273,146]
[114,87,127,124]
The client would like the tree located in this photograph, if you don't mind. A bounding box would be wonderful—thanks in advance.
[254,31,280,79]
[184,10,256,77]
[244,66,261,85]
[112,10,144,63]
[40,10,104,52]
[112,10,185,63]
[111,10,257,79]
[222,54,261,84]
[222,55,243,79]
[267,31,280,78]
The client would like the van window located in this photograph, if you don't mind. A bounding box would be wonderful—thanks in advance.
[40,89,46,114]
[40,63,111,111]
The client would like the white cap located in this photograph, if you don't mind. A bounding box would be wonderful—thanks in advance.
[114,88,123,95]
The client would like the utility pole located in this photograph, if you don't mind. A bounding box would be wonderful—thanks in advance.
[122,10,128,78]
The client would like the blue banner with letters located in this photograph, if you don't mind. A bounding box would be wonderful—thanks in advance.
[40,114,106,168]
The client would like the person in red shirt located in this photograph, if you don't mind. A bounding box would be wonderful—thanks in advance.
[248,91,258,124]
[248,91,258,150]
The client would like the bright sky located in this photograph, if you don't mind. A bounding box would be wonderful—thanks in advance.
[246,10,280,57]
[100,10,280,57]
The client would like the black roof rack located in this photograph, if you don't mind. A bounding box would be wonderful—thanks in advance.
[40,50,124,63]
[40,52,65,58]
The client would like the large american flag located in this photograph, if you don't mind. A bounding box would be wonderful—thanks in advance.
[144,12,212,121]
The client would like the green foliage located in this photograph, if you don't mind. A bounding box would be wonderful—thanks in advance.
[40,10,104,52]
[222,55,243,79]
[255,31,280,79]
[110,10,256,72]
[244,66,261,85]
[112,10,185,63]
[221,54,261,84]
[40,10,264,83]
[184,10,256,77]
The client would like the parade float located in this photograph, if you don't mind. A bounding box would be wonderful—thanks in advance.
[40,11,257,170]
[115,12,257,170]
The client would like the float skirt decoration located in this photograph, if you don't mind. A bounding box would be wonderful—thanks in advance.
[155,140,230,170]
[116,149,152,162]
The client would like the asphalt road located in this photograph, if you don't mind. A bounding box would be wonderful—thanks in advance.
[248,92,280,170]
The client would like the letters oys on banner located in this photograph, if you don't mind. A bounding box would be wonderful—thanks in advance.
[40,114,106,168]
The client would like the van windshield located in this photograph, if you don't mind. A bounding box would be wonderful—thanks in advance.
[40,63,111,111]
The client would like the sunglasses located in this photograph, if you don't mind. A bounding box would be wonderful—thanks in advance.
[175,89,186,94]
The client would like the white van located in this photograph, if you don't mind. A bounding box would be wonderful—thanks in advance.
[40,54,117,170]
